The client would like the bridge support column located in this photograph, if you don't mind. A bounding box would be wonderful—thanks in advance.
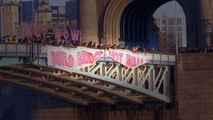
[200,0,213,47]
[164,67,170,96]
[80,0,99,44]
[149,66,154,91]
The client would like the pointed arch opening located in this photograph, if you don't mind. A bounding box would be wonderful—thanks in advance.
[153,1,186,53]
[103,0,193,53]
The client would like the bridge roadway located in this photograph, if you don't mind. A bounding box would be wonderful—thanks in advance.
[0,43,175,106]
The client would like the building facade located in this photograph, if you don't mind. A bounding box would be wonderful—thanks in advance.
[20,0,74,33]
[154,13,187,52]
[1,0,19,37]
[34,0,52,26]
[51,6,66,21]
[51,6,70,28]
[79,0,213,48]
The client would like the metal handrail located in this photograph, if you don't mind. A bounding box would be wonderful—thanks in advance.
[0,43,176,65]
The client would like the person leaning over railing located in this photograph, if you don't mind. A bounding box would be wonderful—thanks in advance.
[2,36,8,43]
[8,35,13,43]
[180,47,213,53]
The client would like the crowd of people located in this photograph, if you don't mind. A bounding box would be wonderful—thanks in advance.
[13,36,155,53]
[180,47,213,53]
[78,41,156,54]
[1,35,213,54]
[1,35,18,43]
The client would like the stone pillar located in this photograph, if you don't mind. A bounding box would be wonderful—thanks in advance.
[200,0,213,47]
[176,53,213,120]
[80,0,99,44]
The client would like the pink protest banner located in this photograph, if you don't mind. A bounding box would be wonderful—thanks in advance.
[47,46,105,72]
[25,24,33,38]
[52,27,82,42]
[105,49,153,68]
[34,26,41,38]
[54,28,61,42]
[41,25,48,33]
[63,28,69,42]
[77,47,104,66]
[71,30,81,41]
[47,46,153,73]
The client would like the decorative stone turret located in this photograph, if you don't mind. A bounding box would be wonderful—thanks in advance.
[38,0,51,11]
[35,0,52,26]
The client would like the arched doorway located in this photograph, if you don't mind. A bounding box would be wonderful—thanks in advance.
[103,0,133,45]
[120,1,160,50]
[153,1,187,53]
[103,0,196,52]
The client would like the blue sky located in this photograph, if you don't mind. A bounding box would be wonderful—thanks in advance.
[154,1,184,17]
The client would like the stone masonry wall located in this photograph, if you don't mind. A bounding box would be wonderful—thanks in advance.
[176,53,213,120]
[30,108,175,120]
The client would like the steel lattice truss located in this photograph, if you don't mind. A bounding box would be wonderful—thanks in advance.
[0,63,171,106]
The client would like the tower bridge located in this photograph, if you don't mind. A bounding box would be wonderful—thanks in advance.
[0,43,175,105]
[0,0,213,119]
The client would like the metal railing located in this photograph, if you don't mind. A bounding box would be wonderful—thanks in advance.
[0,43,176,65]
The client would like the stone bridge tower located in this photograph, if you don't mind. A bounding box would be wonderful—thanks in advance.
[79,0,213,48]
[79,0,99,44]
[1,0,19,37]
[200,0,213,47]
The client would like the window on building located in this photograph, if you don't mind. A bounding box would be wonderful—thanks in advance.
[177,27,182,31]
[53,10,57,14]
[58,7,65,14]
[59,17,65,20]
[168,19,171,25]
[178,34,182,38]
[52,17,57,20]
[162,20,166,25]
[177,18,182,25]
[168,26,174,31]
